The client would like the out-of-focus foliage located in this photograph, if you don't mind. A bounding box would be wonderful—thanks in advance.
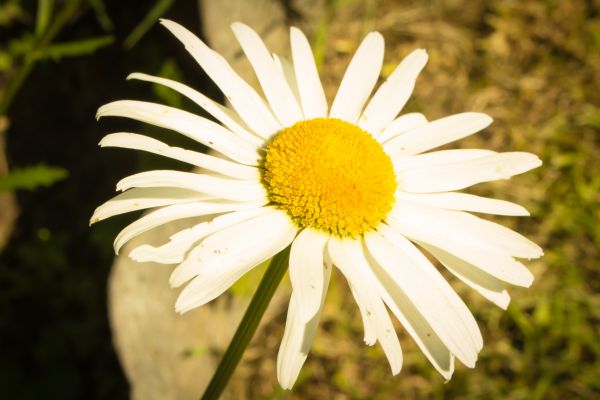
[124,0,174,49]
[0,0,114,114]
[0,164,67,192]
[0,0,196,398]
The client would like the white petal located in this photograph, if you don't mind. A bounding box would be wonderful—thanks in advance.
[96,100,260,165]
[365,229,478,367]
[398,152,543,193]
[384,112,493,157]
[377,225,483,352]
[393,149,495,171]
[378,113,428,143]
[116,170,266,202]
[91,187,211,224]
[394,201,542,258]
[290,27,328,119]
[114,200,262,254]
[394,192,529,216]
[100,133,260,180]
[422,243,511,309]
[273,55,302,115]
[127,73,263,147]
[277,261,332,389]
[328,238,403,374]
[329,32,384,123]
[159,20,281,137]
[129,207,270,264]
[327,238,375,345]
[387,203,534,287]
[359,49,428,133]
[173,210,297,311]
[363,233,454,379]
[289,228,328,323]
[170,207,293,286]
[231,23,303,127]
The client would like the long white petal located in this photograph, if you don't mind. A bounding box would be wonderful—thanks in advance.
[97,100,260,165]
[116,170,266,202]
[398,152,543,193]
[100,133,260,180]
[327,238,375,345]
[378,113,428,143]
[394,201,541,258]
[288,228,328,323]
[129,207,270,264]
[329,32,385,123]
[384,113,493,157]
[290,27,327,119]
[91,187,211,224]
[421,243,511,309]
[173,211,297,311]
[170,208,293,287]
[231,23,303,127]
[273,55,302,114]
[363,233,454,379]
[394,192,529,216]
[159,20,281,138]
[366,229,478,367]
[377,225,483,352]
[387,203,534,287]
[277,262,332,389]
[113,200,262,254]
[127,73,263,147]
[393,149,495,172]
[359,49,428,133]
[328,238,403,374]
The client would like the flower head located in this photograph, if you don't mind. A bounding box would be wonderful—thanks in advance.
[93,20,542,388]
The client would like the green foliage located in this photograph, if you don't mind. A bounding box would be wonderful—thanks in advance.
[0,164,67,192]
[152,58,184,108]
[90,0,113,31]
[39,35,113,61]
[124,0,174,49]
[35,0,53,36]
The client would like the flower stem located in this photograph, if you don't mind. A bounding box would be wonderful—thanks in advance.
[201,247,290,400]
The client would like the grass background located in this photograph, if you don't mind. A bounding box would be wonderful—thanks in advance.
[1,0,599,399]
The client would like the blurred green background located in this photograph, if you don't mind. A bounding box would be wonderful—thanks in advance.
[0,0,599,399]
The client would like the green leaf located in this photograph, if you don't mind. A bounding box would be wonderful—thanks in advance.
[35,0,54,36]
[90,0,113,31]
[0,164,68,192]
[0,51,12,72]
[36,35,114,61]
[124,0,174,49]
[152,59,184,108]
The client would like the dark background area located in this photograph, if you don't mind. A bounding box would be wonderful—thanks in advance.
[0,1,210,398]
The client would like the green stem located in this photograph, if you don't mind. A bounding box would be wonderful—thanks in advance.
[201,247,291,400]
[0,0,84,115]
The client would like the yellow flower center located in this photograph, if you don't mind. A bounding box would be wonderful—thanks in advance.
[263,118,397,237]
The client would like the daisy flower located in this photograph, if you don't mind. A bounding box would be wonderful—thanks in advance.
[93,20,542,389]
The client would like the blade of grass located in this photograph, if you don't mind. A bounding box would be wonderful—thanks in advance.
[0,0,84,115]
[35,0,53,36]
[90,0,113,31]
[123,0,174,50]
[39,35,114,60]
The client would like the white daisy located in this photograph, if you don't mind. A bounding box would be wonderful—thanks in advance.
[93,20,542,389]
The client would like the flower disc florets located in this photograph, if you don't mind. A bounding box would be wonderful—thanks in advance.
[263,118,397,237]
